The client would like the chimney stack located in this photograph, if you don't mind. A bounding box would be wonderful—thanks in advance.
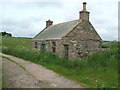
[46,19,53,27]
[79,2,90,21]
[83,2,87,11]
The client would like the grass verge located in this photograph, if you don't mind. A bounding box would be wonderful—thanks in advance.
[1,36,119,88]
[0,57,2,89]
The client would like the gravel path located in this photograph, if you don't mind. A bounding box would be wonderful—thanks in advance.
[2,53,83,88]
[3,58,45,88]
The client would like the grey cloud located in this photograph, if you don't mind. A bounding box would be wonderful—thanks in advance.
[2,19,30,30]
[1,17,43,37]
[0,1,118,41]
[118,6,120,41]
[1,2,63,9]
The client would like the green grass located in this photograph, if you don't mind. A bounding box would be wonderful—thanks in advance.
[1,36,119,88]
[2,36,32,49]
[0,57,2,89]
[0,35,2,89]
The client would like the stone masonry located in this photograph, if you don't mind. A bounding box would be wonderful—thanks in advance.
[32,2,102,59]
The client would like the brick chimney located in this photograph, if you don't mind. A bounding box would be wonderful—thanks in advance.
[79,2,90,21]
[46,19,53,28]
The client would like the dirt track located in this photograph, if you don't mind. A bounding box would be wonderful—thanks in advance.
[2,53,83,88]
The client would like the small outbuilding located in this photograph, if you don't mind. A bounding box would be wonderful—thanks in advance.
[32,2,102,59]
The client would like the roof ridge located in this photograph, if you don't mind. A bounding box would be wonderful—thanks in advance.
[50,19,79,27]
[33,19,80,40]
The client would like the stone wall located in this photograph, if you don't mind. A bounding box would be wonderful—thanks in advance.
[59,20,102,59]
[32,20,102,60]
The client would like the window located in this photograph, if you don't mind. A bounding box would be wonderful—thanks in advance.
[41,44,46,52]
[63,44,69,59]
[35,42,38,49]
[52,42,56,53]
[77,52,81,58]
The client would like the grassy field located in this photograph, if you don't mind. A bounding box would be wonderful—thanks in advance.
[2,37,32,49]
[0,56,2,89]
[1,36,119,88]
[0,36,2,89]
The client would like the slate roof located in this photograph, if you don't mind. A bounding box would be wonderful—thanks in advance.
[34,19,80,40]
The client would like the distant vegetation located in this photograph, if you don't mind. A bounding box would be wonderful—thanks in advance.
[1,36,119,88]
[0,31,12,37]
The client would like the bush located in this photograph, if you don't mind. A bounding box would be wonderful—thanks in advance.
[2,45,118,72]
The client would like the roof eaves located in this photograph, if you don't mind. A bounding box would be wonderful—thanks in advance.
[34,38,61,41]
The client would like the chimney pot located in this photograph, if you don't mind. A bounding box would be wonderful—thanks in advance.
[83,2,87,11]
[46,19,53,27]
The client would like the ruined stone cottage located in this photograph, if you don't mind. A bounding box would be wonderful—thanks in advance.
[32,2,102,59]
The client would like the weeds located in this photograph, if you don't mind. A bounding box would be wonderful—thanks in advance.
[1,36,119,88]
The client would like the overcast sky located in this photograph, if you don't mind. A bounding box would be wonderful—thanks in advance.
[0,0,119,41]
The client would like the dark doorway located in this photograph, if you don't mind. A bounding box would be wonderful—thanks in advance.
[52,42,56,53]
[41,44,46,52]
[35,42,38,49]
[63,44,69,59]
